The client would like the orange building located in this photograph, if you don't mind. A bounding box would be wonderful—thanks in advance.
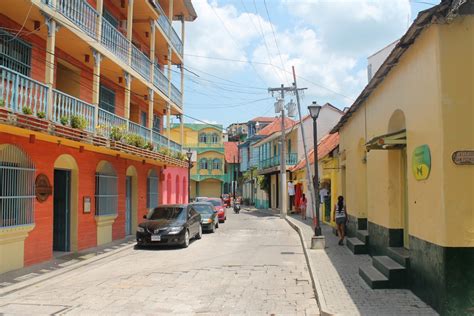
[0,0,196,273]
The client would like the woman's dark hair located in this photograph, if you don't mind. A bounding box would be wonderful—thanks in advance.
[337,196,344,211]
[302,193,306,199]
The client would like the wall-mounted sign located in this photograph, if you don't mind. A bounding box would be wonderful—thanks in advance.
[83,196,91,213]
[412,145,431,181]
[452,151,474,165]
[35,174,52,202]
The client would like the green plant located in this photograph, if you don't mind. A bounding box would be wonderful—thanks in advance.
[60,116,69,126]
[259,174,270,194]
[36,111,46,119]
[124,134,146,148]
[175,152,186,161]
[159,147,171,156]
[22,106,33,115]
[110,125,126,141]
[144,142,154,151]
[70,115,88,130]
[0,99,4,107]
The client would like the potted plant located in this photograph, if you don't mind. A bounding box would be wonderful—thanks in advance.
[109,125,127,150]
[93,125,108,146]
[70,115,88,130]
[36,111,46,119]
[60,116,69,126]
[16,106,49,131]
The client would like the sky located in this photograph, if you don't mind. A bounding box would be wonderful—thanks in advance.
[174,0,440,128]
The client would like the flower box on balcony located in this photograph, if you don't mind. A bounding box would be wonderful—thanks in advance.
[92,135,108,147]
[54,123,89,142]
[15,113,50,133]
[0,107,12,123]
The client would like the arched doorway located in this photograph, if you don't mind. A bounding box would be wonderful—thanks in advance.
[175,175,180,203]
[387,110,408,248]
[53,154,79,252]
[182,177,187,203]
[166,174,172,204]
[125,166,138,235]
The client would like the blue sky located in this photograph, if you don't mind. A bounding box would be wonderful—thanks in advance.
[175,0,440,128]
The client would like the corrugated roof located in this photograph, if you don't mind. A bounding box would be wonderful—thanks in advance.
[224,142,240,163]
[291,133,340,171]
[331,0,454,134]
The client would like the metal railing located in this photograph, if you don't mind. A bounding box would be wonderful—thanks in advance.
[95,173,118,216]
[156,4,183,57]
[169,28,183,56]
[0,66,48,115]
[152,130,168,149]
[97,108,127,138]
[131,45,151,81]
[52,89,95,132]
[101,18,129,64]
[0,145,36,228]
[153,64,169,95]
[56,0,99,39]
[259,153,298,169]
[128,121,150,142]
[170,83,182,108]
[169,139,182,153]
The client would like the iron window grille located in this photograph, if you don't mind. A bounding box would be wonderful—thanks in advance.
[0,145,35,228]
[99,84,116,114]
[199,158,208,170]
[212,159,221,170]
[0,28,32,76]
[147,170,159,209]
[95,173,118,216]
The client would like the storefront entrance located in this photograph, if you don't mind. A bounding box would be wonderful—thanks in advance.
[53,169,71,252]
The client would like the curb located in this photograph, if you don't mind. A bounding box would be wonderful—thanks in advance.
[285,216,333,316]
[0,241,135,297]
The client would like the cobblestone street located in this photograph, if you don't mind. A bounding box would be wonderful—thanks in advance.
[0,211,319,315]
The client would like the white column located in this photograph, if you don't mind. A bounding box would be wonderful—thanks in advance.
[127,0,134,64]
[92,49,102,130]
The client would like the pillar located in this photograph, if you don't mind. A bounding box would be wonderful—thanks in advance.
[96,0,104,39]
[180,15,185,109]
[180,114,184,147]
[124,72,132,120]
[166,44,172,145]
[148,88,154,139]
[92,49,101,130]
[149,20,156,82]
[127,0,134,64]
[168,0,174,21]
[44,15,57,120]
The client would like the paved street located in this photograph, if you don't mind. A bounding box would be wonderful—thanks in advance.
[0,210,319,315]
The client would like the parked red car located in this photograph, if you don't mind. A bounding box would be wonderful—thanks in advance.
[208,198,226,223]
[221,194,231,207]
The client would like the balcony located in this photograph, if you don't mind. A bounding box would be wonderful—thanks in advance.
[191,174,225,182]
[259,153,298,170]
[185,142,224,148]
[51,0,182,108]
[0,66,182,158]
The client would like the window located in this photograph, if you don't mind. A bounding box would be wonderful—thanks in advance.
[153,115,161,133]
[0,28,32,76]
[140,111,147,127]
[99,85,116,113]
[103,9,119,29]
[199,158,208,170]
[147,170,159,209]
[199,133,207,143]
[212,159,221,170]
[0,145,35,228]
[95,162,118,216]
[211,133,219,143]
[288,139,292,154]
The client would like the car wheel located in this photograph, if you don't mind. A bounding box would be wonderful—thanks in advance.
[196,225,202,239]
[216,222,219,229]
[182,230,190,248]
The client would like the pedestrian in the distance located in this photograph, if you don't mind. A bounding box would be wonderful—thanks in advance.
[333,196,347,246]
[300,193,307,220]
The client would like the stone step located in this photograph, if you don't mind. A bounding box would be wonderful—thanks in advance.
[387,247,410,268]
[373,256,408,288]
[359,265,389,289]
[346,237,368,254]
[356,229,369,244]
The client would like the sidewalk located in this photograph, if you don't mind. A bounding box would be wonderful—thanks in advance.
[287,215,437,316]
[0,236,136,295]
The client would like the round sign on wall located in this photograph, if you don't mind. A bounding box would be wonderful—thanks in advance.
[35,174,52,202]
[412,145,431,181]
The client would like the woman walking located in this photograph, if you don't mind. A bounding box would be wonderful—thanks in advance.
[333,196,348,245]
[300,193,307,220]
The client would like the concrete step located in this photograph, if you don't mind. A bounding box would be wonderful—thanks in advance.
[373,256,408,288]
[387,247,410,268]
[356,230,369,244]
[359,265,389,289]
[346,237,368,254]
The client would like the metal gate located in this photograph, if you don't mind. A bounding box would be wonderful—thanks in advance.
[125,176,132,235]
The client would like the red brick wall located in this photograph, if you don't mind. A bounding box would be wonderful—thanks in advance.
[0,132,186,267]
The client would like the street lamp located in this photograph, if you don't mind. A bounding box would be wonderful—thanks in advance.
[186,148,193,203]
[308,102,322,236]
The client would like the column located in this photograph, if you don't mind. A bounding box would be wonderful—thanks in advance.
[124,72,132,120]
[166,44,172,145]
[149,20,156,84]
[148,88,154,140]
[180,15,185,108]
[168,0,174,21]
[44,15,57,120]
[96,0,104,39]
[127,0,134,64]
[92,49,102,130]
[180,114,184,147]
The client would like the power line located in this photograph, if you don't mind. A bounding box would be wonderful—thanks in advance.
[186,97,272,109]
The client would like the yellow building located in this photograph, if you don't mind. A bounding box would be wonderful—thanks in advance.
[171,123,224,198]
[331,1,473,314]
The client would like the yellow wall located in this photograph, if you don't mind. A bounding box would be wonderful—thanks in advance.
[338,18,474,247]
[199,179,222,198]
[196,151,224,175]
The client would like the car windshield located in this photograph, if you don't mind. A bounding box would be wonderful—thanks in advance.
[193,204,214,214]
[209,199,222,207]
[195,197,208,202]
[147,207,186,220]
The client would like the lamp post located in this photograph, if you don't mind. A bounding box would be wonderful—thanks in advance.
[186,148,193,203]
[308,102,322,236]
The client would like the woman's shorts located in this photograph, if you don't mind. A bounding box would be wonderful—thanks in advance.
[336,217,346,225]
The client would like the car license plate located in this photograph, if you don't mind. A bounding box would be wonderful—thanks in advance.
[151,235,161,241]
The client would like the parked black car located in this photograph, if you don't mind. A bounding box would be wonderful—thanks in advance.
[192,202,219,233]
[136,204,202,248]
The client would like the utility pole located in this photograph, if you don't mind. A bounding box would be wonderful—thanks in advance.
[268,84,294,219]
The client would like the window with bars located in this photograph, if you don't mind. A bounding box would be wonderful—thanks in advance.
[147,170,159,209]
[199,133,207,143]
[0,28,32,76]
[211,133,219,143]
[0,145,35,228]
[95,172,118,216]
[212,159,221,170]
[153,115,161,133]
[99,84,116,113]
[199,158,208,170]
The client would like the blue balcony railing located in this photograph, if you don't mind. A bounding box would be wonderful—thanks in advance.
[56,0,99,39]
[153,64,169,95]
[259,153,298,169]
[131,45,151,81]
[156,4,183,56]
[128,121,150,142]
[101,18,129,64]
[52,89,95,132]
[170,83,182,108]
